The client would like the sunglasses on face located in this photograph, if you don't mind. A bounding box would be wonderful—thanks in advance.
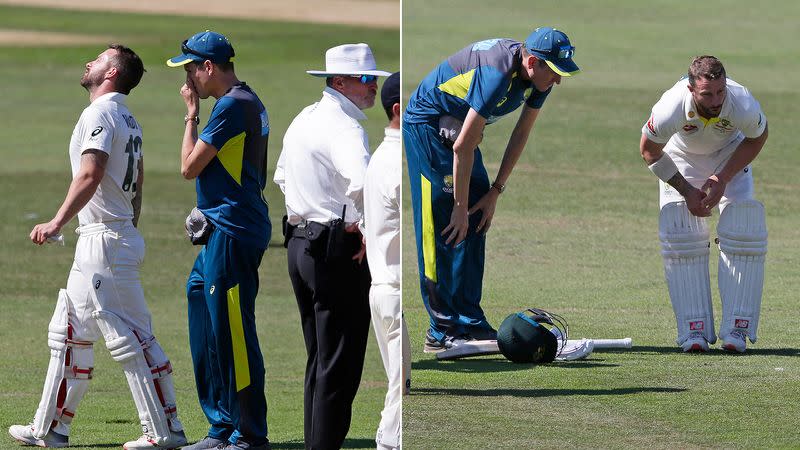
[351,74,378,84]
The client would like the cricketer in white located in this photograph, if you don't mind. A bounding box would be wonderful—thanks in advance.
[363,72,410,450]
[640,56,769,353]
[9,46,187,449]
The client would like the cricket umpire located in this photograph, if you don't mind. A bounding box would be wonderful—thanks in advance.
[274,43,392,449]
[403,27,580,353]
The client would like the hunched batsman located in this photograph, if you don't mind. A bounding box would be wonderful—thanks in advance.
[640,55,769,353]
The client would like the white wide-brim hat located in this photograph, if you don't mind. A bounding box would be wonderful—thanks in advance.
[307,43,392,77]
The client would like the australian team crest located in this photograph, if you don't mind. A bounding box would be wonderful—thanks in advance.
[714,118,734,133]
[442,175,454,193]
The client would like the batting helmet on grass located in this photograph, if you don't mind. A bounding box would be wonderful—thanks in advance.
[497,308,568,363]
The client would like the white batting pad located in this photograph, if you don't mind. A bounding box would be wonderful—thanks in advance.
[33,290,94,439]
[32,290,69,438]
[717,200,767,343]
[141,336,183,431]
[659,202,716,345]
[92,310,170,443]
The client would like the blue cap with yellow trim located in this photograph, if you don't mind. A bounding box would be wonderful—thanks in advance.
[524,27,579,77]
[167,30,235,67]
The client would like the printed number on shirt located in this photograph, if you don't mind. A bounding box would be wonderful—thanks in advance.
[122,135,142,192]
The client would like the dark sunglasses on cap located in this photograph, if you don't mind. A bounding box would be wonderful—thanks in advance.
[351,74,378,84]
[557,45,575,59]
[181,39,235,61]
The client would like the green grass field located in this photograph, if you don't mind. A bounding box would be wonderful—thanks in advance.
[402,0,800,448]
[0,5,398,449]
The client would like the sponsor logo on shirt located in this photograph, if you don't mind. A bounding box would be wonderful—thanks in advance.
[442,175,454,194]
[91,126,104,137]
[682,124,698,133]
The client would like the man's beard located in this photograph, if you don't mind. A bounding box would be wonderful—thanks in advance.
[80,71,99,91]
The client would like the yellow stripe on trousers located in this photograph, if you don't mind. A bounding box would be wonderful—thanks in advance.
[227,285,251,392]
[421,175,437,282]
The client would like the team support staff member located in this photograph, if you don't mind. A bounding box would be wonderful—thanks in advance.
[167,30,271,450]
[403,27,579,352]
[640,56,768,353]
[274,43,392,450]
[10,45,187,450]
[363,72,410,450]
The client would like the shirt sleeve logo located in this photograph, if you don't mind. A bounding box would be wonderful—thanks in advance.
[646,116,657,136]
[91,126,104,137]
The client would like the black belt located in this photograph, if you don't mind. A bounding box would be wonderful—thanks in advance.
[288,222,330,240]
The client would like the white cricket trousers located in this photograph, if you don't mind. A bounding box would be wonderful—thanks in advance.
[369,283,409,450]
[65,220,154,343]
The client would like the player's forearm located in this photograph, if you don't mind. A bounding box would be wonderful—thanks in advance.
[495,106,539,185]
[717,127,768,183]
[451,109,485,208]
[452,147,474,209]
[52,171,102,227]
[181,121,199,179]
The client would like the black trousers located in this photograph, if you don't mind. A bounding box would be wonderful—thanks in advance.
[287,229,371,450]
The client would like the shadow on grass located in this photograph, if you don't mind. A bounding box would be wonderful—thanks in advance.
[624,345,800,356]
[411,386,687,398]
[413,357,619,373]
[268,438,375,449]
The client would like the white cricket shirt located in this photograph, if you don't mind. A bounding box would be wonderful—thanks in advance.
[364,127,401,289]
[70,92,142,225]
[642,78,766,155]
[274,87,370,225]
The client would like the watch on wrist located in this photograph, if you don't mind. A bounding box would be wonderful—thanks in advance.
[491,181,505,193]
[184,114,199,124]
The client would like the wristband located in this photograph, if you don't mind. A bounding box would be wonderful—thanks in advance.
[184,115,199,124]
[491,181,505,193]
[648,155,679,182]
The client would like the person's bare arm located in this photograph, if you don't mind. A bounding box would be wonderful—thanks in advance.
[442,108,486,246]
[700,125,768,210]
[469,105,540,233]
[640,134,708,217]
[30,150,108,244]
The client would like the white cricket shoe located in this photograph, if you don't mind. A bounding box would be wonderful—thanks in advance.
[681,332,709,353]
[722,330,747,353]
[8,424,69,448]
[123,429,188,450]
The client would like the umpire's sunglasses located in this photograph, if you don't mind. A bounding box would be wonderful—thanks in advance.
[351,74,378,84]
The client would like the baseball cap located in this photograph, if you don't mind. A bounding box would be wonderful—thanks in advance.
[524,27,579,77]
[381,72,400,110]
[167,30,235,67]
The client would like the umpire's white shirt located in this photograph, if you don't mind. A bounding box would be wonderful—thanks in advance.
[642,78,767,156]
[70,92,143,225]
[364,127,401,290]
[275,87,370,225]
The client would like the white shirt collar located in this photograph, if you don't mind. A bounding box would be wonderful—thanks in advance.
[322,87,367,121]
[92,92,127,106]
[383,127,400,141]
